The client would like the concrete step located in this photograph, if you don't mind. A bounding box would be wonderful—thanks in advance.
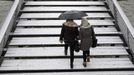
[1,71,134,75]
[17,20,115,27]
[5,46,128,58]
[21,6,109,13]
[20,13,111,19]
[12,27,121,36]
[25,1,105,6]
[0,58,134,73]
[8,36,123,46]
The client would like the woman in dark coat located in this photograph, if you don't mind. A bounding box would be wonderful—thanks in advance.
[59,19,79,69]
[79,17,96,67]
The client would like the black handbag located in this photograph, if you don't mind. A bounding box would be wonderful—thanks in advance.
[74,40,80,52]
[92,38,97,48]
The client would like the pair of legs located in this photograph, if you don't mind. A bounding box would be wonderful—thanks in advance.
[83,50,90,62]
[64,41,75,69]
[83,50,90,67]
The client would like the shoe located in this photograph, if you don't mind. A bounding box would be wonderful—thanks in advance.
[87,56,90,62]
[83,62,87,67]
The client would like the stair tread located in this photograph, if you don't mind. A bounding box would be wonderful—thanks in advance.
[17,20,114,27]
[5,46,128,57]
[20,13,111,19]
[13,27,119,35]
[0,58,133,71]
[9,36,123,46]
[1,71,134,75]
[22,7,108,12]
[25,1,105,6]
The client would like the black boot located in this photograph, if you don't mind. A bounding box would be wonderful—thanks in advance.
[83,62,87,67]
[64,44,68,55]
[70,63,73,69]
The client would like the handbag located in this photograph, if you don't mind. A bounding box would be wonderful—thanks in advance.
[92,38,97,48]
[91,26,97,48]
[74,40,80,52]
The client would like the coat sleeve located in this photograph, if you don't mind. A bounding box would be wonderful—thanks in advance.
[75,27,79,39]
[79,28,82,40]
[59,24,64,40]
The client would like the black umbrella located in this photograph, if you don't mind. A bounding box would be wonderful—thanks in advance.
[59,10,88,19]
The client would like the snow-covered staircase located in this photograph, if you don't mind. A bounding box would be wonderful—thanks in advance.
[0,0,134,75]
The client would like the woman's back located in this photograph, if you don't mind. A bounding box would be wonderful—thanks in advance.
[79,26,92,39]
[60,19,79,41]
[79,26,93,50]
[61,24,78,41]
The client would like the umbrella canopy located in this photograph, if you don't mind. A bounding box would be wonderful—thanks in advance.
[59,10,88,19]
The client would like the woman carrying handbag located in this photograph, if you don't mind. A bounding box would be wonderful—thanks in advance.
[79,17,96,67]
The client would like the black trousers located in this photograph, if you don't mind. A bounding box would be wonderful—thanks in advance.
[65,44,68,55]
[65,41,75,68]
[83,50,90,62]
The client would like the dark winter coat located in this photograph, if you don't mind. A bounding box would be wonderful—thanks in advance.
[79,26,95,50]
[60,24,79,43]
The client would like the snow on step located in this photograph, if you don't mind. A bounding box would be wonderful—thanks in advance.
[0,58,133,71]
[22,7,108,12]
[25,1,105,6]
[5,46,128,57]
[1,71,134,75]
[9,36,123,46]
[13,27,119,35]
[20,13,111,19]
[17,20,114,27]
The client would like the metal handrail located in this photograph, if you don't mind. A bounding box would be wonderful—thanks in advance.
[0,0,24,60]
[106,0,134,63]
[113,0,134,37]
